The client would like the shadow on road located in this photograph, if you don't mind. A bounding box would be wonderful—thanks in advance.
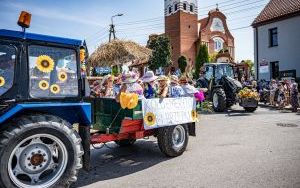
[72,139,169,187]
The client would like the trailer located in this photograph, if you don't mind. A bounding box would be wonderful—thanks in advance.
[0,12,197,188]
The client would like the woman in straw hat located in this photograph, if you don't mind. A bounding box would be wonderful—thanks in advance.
[179,75,198,97]
[142,71,158,99]
[100,74,114,98]
[169,75,184,98]
[116,70,144,102]
[157,75,169,98]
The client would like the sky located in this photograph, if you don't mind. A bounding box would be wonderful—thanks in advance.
[0,0,269,61]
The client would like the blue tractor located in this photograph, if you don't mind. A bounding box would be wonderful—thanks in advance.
[0,12,197,188]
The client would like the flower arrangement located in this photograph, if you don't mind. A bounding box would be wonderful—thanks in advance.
[238,88,260,101]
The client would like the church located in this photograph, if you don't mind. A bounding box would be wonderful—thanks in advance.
[164,0,235,69]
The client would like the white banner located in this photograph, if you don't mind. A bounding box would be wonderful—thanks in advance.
[142,97,197,130]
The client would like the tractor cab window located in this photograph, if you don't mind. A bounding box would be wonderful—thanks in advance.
[0,44,15,96]
[204,66,214,80]
[28,45,78,98]
[215,64,234,80]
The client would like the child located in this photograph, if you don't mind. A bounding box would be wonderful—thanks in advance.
[157,75,169,98]
[169,75,184,98]
[100,74,114,98]
[142,71,158,99]
[179,76,198,97]
[290,83,299,112]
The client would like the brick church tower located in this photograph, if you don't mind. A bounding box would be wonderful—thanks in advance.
[164,0,199,69]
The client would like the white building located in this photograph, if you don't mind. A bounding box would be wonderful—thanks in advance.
[252,0,300,81]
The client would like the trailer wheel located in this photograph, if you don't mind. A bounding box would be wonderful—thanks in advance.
[244,107,257,112]
[157,124,189,157]
[212,88,227,112]
[0,114,83,188]
[115,139,136,147]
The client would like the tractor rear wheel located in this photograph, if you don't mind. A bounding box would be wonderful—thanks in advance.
[115,139,136,147]
[0,114,83,188]
[157,124,189,157]
[212,88,227,112]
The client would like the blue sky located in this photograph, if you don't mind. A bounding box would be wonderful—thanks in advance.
[0,0,268,61]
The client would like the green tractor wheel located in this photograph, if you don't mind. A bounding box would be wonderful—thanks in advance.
[212,88,227,112]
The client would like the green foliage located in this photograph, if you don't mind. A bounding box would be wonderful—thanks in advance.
[195,44,209,79]
[147,35,172,71]
[209,52,218,63]
[243,59,254,73]
[111,65,119,76]
[178,56,187,74]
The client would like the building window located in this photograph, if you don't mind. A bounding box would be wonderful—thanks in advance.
[169,6,172,14]
[190,5,193,12]
[174,4,178,11]
[269,28,278,47]
[213,37,224,52]
[183,3,187,10]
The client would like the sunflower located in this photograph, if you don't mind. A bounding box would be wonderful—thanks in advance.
[80,49,86,62]
[144,112,156,126]
[38,80,49,90]
[36,55,55,73]
[50,84,60,94]
[191,110,198,121]
[58,71,68,82]
[0,76,5,87]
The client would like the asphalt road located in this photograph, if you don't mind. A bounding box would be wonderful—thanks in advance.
[73,106,300,188]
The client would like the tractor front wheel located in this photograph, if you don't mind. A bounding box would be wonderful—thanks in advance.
[157,124,189,157]
[212,88,227,112]
[0,114,83,188]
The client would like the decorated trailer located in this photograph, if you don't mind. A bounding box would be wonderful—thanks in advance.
[0,12,197,188]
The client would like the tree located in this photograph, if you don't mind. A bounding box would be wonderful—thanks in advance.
[147,35,172,71]
[178,56,187,74]
[243,59,255,74]
[209,52,218,63]
[194,44,209,79]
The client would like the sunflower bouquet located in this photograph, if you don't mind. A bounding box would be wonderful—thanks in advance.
[238,88,260,101]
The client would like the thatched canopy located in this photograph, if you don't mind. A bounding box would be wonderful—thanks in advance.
[88,40,152,67]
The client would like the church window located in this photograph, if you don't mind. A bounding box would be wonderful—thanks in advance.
[213,37,224,52]
[169,6,172,14]
[175,4,178,11]
[190,5,193,12]
[183,3,187,10]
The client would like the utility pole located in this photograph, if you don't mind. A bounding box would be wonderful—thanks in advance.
[109,13,124,42]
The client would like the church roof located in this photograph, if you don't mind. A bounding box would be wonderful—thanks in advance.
[198,17,209,31]
[252,0,300,27]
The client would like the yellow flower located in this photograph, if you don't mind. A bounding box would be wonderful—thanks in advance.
[38,80,49,90]
[127,93,139,109]
[58,71,68,82]
[0,76,5,87]
[191,110,198,121]
[50,84,60,94]
[144,112,156,126]
[36,55,55,73]
[80,49,86,62]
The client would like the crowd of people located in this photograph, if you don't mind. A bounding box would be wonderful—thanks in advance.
[90,70,205,103]
[256,79,299,112]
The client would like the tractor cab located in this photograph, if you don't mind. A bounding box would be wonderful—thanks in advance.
[0,29,84,111]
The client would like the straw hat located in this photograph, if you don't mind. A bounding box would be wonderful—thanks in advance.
[121,71,139,84]
[142,71,158,83]
[179,75,188,84]
[170,75,179,84]
[157,75,169,82]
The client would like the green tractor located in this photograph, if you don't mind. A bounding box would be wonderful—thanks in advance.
[198,63,258,112]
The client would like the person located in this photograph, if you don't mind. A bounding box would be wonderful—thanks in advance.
[141,71,157,99]
[269,79,277,106]
[116,70,144,102]
[290,83,299,112]
[157,75,169,98]
[169,75,184,98]
[99,74,114,98]
[113,75,122,96]
[179,76,198,97]
[90,79,101,97]
[277,82,285,110]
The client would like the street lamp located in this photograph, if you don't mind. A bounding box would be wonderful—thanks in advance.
[109,13,124,42]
